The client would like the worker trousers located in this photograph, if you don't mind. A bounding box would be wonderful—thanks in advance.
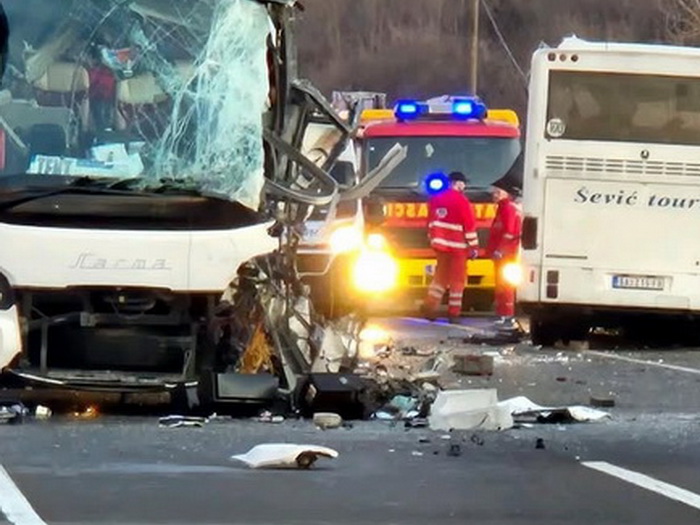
[424,250,467,317]
[494,259,516,317]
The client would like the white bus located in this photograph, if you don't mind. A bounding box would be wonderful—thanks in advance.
[519,36,700,345]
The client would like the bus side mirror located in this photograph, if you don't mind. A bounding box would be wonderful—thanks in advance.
[521,217,538,250]
[364,197,386,226]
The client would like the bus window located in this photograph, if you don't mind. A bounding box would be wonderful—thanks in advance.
[546,70,700,146]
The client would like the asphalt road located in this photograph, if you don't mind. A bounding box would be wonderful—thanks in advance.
[1,316,700,524]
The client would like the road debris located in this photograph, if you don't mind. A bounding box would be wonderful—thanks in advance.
[535,438,546,450]
[498,396,611,424]
[447,444,462,457]
[257,410,285,424]
[404,418,429,428]
[159,415,208,428]
[313,412,343,429]
[34,405,52,419]
[470,434,485,446]
[72,406,99,420]
[429,389,514,431]
[453,354,494,376]
[231,444,339,469]
[0,402,28,424]
[590,395,616,408]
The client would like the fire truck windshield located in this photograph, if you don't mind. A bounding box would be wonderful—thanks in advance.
[367,136,521,189]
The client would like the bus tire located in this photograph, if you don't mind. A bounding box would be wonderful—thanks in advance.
[529,316,560,347]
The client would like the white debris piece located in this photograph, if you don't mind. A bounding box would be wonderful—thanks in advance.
[231,444,339,469]
[498,396,611,423]
[429,389,514,431]
[313,412,343,430]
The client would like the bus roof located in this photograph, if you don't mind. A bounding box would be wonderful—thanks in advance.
[551,36,700,58]
[362,119,520,139]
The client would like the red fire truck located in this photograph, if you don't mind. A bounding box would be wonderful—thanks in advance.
[359,96,522,312]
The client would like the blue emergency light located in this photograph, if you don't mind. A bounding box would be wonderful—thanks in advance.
[424,172,449,195]
[395,100,423,120]
[451,98,487,120]
[393,96,487,121]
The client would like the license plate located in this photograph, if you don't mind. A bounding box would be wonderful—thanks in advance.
[612,275,664,291]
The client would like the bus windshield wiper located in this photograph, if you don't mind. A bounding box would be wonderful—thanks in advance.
[0,177,153,212]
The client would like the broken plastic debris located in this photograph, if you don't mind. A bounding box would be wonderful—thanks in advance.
[258,410,285,424]
[34,405,52,419]
[313,412,343,430]
[498,396,611,423]
[231,444,339,469]
[0,402,28,424]
[429,389,514,431]
[590,395,616,408]
[159,415,207,428]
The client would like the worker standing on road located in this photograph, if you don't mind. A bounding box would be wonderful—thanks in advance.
[487,181,523,328]
[422,171,479,323]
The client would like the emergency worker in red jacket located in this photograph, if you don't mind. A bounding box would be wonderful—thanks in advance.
[487,181,523,326]
[422,171,479,322]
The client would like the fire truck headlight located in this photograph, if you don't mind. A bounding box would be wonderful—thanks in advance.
[330,226,363,254]
[366,233,388,251]
[502,262,524,287]
[353,251,398,293]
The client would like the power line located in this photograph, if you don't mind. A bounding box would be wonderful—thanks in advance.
[480,0,528,90]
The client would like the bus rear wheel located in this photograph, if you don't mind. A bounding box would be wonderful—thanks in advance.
[529,316,560,347]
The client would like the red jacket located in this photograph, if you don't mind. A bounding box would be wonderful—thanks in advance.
[428,188,478,253]
[88,66,116,101]
[487,198,522,257]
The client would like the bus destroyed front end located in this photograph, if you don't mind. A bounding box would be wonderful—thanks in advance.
[0,0,402,412]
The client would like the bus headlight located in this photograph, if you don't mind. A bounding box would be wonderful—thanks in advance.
[501,262,523,287]
[329,226,363,254]
[352,251,398,293]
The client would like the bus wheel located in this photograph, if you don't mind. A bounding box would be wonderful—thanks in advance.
[529,316,560,347]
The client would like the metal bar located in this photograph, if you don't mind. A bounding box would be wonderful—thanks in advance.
[39,321,48,374]
[470,0,480,95]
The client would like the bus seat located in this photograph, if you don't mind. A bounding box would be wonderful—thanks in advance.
[115,63,192,138]
[32,62,89,129]
[115,71,169,138]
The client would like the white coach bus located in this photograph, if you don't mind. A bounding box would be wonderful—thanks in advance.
[519,36,700,345]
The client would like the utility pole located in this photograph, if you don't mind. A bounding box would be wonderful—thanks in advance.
[470,0,480,95]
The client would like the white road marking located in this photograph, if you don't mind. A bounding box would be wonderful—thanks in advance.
[0,465,47,525]
[585,350,700,376]
[583,461,700,511]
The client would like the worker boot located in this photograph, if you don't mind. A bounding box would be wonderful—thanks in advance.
[419,304,437,322]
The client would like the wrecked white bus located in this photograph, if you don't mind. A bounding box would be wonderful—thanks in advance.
[520,36,700,345]
[0,0,391,411]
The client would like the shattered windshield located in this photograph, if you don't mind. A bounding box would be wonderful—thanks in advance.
[367,137,521,190]
[2,0,272,209]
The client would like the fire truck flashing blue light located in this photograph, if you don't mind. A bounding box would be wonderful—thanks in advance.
[395,100,421,119]
[453,100,475,116]
[425,173,449,195]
